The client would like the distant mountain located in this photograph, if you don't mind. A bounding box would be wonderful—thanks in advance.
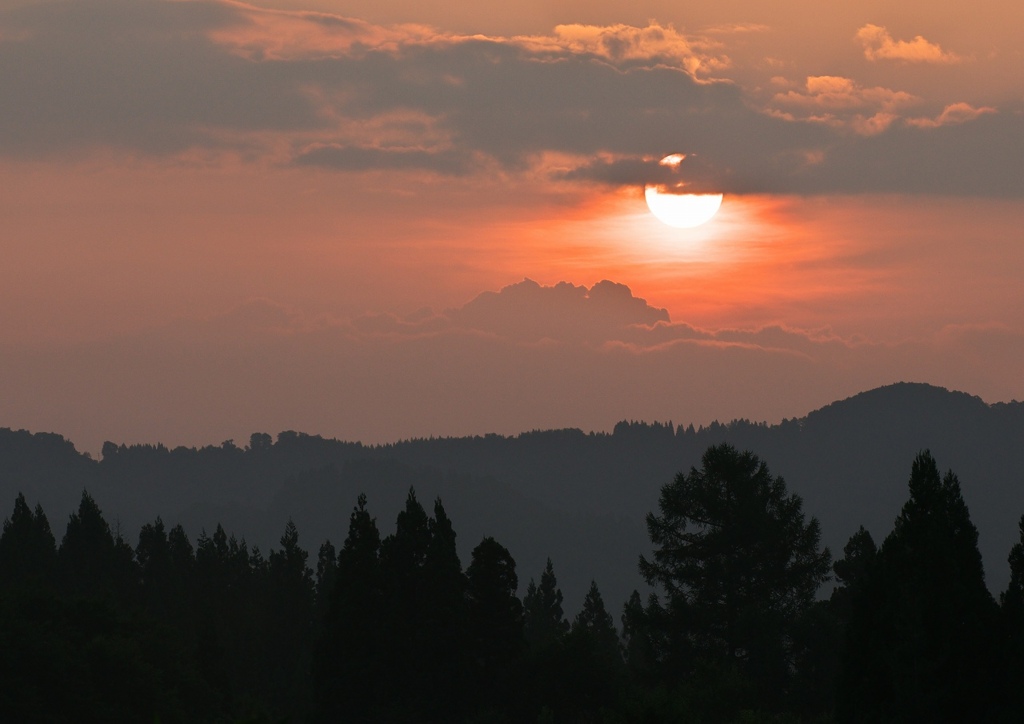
[2,382,1022,615]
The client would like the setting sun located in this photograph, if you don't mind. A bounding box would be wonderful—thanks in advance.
[644,188,724,228]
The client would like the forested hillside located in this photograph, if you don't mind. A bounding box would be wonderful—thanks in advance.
[2,382,1022,610]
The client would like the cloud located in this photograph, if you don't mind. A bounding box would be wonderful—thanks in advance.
[515,22,727,76]
[856,24,961,64]
[905,103,998,129]
[771,75,919,134]
[444,279,669,343]
[0,0,1020,196]
[5,279,1022,455]
[293,143,476,174]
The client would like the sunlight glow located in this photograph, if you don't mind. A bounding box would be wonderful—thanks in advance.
[644,188,724,229]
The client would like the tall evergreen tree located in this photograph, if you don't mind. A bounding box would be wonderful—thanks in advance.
[420,498,469,721]
[523,558,570,650]
[640,444,831,709]
[314,539,338,626]
[621,590,659,680]
[1000,514,1024,718]
[0,493,56,589]
[136,516,176,620]
[840,451,998,722]
[559,581,624,716]
[58,490,137,602]
[573,580,620,658]
[829,525,877,620]
[265,519,315,718]
[376,488,436,719]
[466,536,526,717]
[315,494,385,723]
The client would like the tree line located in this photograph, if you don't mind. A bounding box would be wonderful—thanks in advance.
[1,443,1023,721]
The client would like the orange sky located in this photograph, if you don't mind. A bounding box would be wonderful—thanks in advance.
[1,0,1022,452]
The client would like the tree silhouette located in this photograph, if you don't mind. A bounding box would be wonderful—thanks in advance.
[314,539,337,626]
[58,490,137,603]
[568,580,624,713]
[0,493,56,589]
[573,580,620,656]
[523,558,570,651]
[420,497,469,721]
[640,443,831,710]
[263,519,315,717]
[314,494,385,723]
[840,451,998,722]
[466,536,525,716]
[1000,514,1024,717]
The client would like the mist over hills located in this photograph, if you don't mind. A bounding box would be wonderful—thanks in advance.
[2,382,1022,613]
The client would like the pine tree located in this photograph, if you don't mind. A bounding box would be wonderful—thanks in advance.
[314,539,338,625]
[573,580,620,660]
[420,498,469,721]
[640,444,830,706]
[999,514,1024,718]
[266,519,315,718]
[0,493,56,589]
[466,536,525,716]
[621,590,659,679]
[829,526,877,621]
[58,490,137,602]
[840,452,998,722]
[315,494,385,723]
[523,558,570,650]
[560,581,624,716]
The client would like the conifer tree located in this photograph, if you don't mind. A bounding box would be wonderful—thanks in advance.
[137,516,173,617]
[640,443,830,706]
[560,581,624,715]
[999,514,1024,717]
[466,536,526,716]
[314,539,338,624]
[266,519,315,718]
[58,490,137,602]
[524,558,570,650]
[0,493,56,588]
[573,580,620,659]
[315,494,385,723]
[840,452,998,722]
[620,590,659,680]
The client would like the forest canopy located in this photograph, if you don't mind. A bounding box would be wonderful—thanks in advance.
[1,442,1022,721]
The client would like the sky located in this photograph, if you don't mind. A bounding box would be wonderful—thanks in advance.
[1,0,1022,455]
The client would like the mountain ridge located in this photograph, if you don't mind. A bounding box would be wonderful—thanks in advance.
[2,381,1022,612]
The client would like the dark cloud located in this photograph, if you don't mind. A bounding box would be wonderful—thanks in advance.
[0,0,323,155]
[0,0,1020,196]
[293,144,475,175]
[444,279,669,343]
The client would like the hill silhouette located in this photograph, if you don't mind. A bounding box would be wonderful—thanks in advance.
[2,382,1022,611]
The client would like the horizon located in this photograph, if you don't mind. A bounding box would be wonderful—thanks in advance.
[12,379,1014,459]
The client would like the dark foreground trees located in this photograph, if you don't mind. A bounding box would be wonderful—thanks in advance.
[5,444,1024,721]
[639,443,832,712]
[838,451,999,722]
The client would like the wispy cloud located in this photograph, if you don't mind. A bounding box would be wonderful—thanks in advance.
[905,102,997,129]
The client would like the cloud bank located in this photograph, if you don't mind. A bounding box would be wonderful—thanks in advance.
[3,279,1021,454]
[1,0,1020,196]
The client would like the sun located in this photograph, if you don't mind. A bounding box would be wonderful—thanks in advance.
[645,188,724,229]
[644,154,723,229]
